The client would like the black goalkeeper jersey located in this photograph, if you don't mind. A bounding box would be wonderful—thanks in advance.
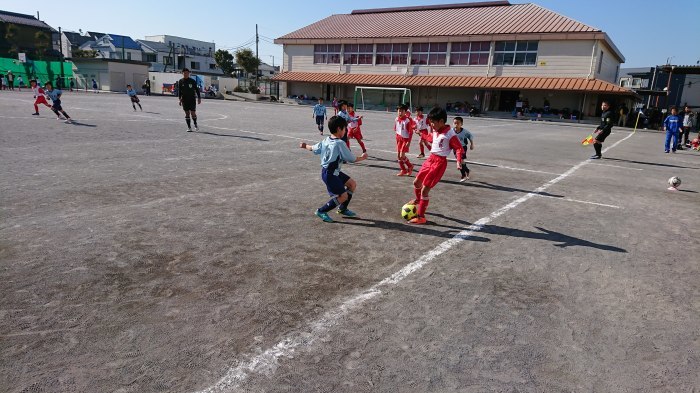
[177,77,200,101]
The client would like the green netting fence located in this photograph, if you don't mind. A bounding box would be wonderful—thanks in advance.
[0,57,73,88]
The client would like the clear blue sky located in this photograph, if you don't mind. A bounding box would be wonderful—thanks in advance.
[14,0,700,68]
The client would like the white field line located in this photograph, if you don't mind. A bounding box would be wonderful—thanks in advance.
[193,126,637,393]
[587,162,643,171]
[535,194,621,209]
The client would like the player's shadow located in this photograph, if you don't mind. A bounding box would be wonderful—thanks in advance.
[142,111,160,114]
[430,213,627,253]
[603,157,700,170]
[69,121,96,128]
[335,217,490,242]
[444,180,563,198]
[195,130,268,141]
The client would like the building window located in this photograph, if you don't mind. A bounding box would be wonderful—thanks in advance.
[191,61,200,70]
[597,50,604,73]
[493,41,538,66]
[343,44,373,65]
[376,43,409,65]
[126,52,132,60]
[449,41,490,65]
[314,44,341,64]
[632,78,643,88]
[620,79,630,87]
[163,56,173,65]
[209,63,217,69]
[411,42,447,65]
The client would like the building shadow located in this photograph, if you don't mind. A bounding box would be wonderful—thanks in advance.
[604,157,700,170]
[430,212,627,253]
[195,130,269,141]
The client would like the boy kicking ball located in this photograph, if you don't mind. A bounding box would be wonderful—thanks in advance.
[406,107,464,225]
[300,115,368,223]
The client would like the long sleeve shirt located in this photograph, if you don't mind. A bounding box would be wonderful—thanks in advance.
[312,136,358,176]
[313,104,327,117]
[664,115,681,133]
[596,110,614,133]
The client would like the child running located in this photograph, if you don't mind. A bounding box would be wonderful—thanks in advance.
[414,106,431,158]
[452,116,474,182]
[300,115,368,223]
[126,85,143,111]
[336,100,361,149]
[346,103,367,153]
[30,79,52,115]
[312,98,327,135]
[395,104,416,176]
[44,82,72,123]
[406,107,464,225]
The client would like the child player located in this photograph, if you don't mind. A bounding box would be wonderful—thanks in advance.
[312,98,327,135]
[336,100,362,149]
[30,79,51,116]
[414,106,430,158]
[300,115,368,223]
[44,82,72,123]
[452,116,474,182]
[663,106,682,153]
[395,104,416,176]
[126,85,143,111]
[406,107,464,225]
[346,103,367,153]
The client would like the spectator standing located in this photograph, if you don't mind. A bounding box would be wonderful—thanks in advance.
[618,104,629,127]
[7,71,14,90]
[680,106,694,148]
[144,78,151,96]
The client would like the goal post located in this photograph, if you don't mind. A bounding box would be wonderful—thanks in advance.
[353,86,412,112]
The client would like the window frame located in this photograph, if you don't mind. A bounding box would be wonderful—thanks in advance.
[492,40,538,66]
[410,42,447,66]
[313,44,341,65]
[343,44,374,65]
[375,43,409,66]
[449,41,490,66]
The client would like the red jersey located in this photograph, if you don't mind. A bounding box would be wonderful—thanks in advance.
[348,110,362,130]
[426,125,464,161]
[414,114,428,131]
[394,115,415,138]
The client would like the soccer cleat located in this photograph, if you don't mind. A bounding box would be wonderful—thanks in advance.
[406,164,414,176]
[589,155,601,159]
[315,210,333,222]
[416,154,425,159]
[32,112,39,116]
[396,171,408,176]
[408,216,427,225]
[337,208,356,217]
[664,150,670,153]
[64,119,72,124]
[133,108,137,111]
[460,176,469,182]
[187,128,192,132]
[194,126,199,131]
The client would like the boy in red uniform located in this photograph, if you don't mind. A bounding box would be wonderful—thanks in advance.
[346,103,367,153]
[413,106,431,158]
[30,79,52,115]
[406,106,464,225]
[394,104,416,176]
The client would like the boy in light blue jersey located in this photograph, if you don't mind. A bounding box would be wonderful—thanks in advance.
[44,82,72,123]
[663,106,681,153]
[336,100,362,148]
[452,116,474,181]
[126,84,143,111]
[312,98,327,135]
[300,115,368,222]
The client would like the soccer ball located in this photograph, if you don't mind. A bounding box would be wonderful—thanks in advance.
[668,176,681,188]
[401,203,418,220]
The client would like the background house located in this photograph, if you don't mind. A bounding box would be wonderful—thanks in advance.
[80,32,142,61]
[142,34,221,75]
[0,10,60,59]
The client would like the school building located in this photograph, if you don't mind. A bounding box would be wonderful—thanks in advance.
[273,1,637,119]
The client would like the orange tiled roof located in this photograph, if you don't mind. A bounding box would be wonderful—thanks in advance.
[272,72,635,95]
[276,3,599,41]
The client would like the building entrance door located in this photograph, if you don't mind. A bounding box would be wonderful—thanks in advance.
[499,90,520,112]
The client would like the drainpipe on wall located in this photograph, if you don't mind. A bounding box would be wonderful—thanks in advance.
[587,41,598,79]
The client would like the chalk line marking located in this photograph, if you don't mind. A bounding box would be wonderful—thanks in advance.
[193,129,636,393]
[587,162,643,171]
[535,194,621,209]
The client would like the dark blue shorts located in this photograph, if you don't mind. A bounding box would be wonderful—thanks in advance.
[321,168,350,196]
[52,100,63,111]
[315,115,325,126]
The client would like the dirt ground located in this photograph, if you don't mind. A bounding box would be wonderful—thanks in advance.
[0,91,698,393]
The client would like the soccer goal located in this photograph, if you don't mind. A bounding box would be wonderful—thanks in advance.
[354,86,412,111]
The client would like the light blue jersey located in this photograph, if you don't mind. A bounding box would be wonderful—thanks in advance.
[46,89,62,102]
[337,109,359,124]
[313,103,327,117]
[453,127,473,147]
[126,89,137,97]
[312,136,357,175]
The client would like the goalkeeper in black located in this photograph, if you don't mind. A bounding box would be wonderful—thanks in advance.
[177,68,202,132]
[590,101,613,159]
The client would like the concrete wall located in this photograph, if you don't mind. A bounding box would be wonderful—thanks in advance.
[680,74,700,107]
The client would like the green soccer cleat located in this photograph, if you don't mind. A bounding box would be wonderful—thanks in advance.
[337,208,357,217]
[315,210,334,222]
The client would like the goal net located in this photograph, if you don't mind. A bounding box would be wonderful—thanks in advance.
[353,86,412,111]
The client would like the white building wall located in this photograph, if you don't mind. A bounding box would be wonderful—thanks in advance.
[680,75,700,107]
[594,42,621,83]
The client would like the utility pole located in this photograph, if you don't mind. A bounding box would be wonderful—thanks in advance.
[58,26,65,87]
[255,24,259,87]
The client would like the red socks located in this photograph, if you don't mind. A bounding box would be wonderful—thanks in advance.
[413,187,422,203]
[357,139,366,152]
[417,197,429,217]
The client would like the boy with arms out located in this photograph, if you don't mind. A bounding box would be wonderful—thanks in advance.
[30,79,51,115]
[452,116,474,182]
[414,106,430,158]
[312,98,327,135]
[406,107,464,225]
[44,82,72,123]
[395,104,416,176]
[346,103,367,153]
[126,85,143,111]
[300,115,368,223]
[663,106,682,153]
